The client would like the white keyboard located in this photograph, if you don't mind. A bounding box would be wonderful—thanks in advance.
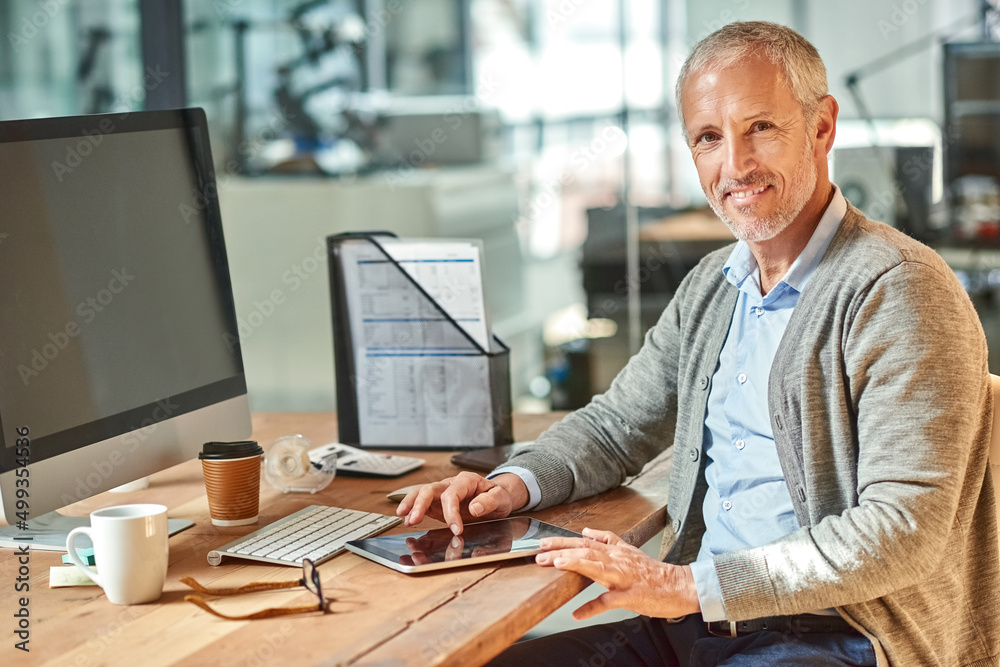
[207,505,402,567]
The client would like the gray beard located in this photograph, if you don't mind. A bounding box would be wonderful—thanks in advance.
[706,147,817,243]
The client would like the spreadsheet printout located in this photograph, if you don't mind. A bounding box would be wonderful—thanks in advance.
[338,240,493,447]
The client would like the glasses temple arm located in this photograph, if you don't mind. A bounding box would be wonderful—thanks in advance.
[183,595,325,621]
[180,576,301,596]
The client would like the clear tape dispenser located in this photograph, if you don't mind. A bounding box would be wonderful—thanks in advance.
[263,435,336,494]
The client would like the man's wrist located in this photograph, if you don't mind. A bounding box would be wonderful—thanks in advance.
[672,565,703,616]
[488,466,542,510]
[492,473,530,512]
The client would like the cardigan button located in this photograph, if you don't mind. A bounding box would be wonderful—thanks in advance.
[688,448,700,462]
[773,414,783,431]
[698,375,709,390]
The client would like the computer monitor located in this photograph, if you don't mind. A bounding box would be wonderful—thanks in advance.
[0,108,251,536]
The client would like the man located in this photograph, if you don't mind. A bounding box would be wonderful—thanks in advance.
[398,21,1000,665]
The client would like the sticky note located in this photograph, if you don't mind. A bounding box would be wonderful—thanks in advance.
[50,566,98,588]
[62,547,95,566]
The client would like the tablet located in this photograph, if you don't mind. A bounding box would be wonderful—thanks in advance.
[345,517,581,573]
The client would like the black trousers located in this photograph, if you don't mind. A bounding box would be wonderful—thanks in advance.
[487,614,877,667]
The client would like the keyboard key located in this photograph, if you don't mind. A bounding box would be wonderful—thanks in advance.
[206,505,402,567]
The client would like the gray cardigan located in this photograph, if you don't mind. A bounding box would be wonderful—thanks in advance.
[506,205,1000,665]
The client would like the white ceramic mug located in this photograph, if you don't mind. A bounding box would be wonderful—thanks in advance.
[65,504,169,605]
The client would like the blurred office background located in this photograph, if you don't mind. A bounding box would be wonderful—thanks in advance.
[4,0,1000,414]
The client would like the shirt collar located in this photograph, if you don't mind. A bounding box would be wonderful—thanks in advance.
[723,184,846,294]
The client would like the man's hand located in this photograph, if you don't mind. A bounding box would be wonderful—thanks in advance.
[396,471,529,535]
[535,527,701,620]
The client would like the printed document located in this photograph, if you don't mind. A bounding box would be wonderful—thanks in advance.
[338,240,494,447]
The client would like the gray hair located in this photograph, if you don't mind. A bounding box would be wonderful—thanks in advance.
[675,21,828,136]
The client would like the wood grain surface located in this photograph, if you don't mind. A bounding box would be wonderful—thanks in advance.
[0,412,671,666]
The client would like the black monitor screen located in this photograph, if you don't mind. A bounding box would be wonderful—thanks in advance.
[0,109,246,473]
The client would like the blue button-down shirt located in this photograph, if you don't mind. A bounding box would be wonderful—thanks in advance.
[690,187,846,622]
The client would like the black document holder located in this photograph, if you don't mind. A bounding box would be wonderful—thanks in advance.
[327,232,513,450]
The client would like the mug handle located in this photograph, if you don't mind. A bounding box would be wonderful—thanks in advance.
[66,527,102,587]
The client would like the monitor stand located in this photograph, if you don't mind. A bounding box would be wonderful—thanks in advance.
[0,511,194,551]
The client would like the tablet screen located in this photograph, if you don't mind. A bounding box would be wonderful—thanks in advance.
[345,517,581,573]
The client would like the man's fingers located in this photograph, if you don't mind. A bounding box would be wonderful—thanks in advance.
[572,594,612,621]
[440,472,487,534]
[582,527,624,545]
[469,484,506,517]
[395,487,420,516]
[401,482,445,526]
[549,551,615,585]
[396,472,508,533]
[398,485,428,524]
[536,545,612,578]
[540,536,605,552]
[439,490,465,535]
[439,475,476,534]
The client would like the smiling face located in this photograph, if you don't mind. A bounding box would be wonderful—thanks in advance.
[681,56,829,243]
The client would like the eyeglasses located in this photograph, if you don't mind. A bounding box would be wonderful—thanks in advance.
[181,558,331,621]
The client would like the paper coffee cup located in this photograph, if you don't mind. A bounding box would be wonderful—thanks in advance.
[199,441,264,526]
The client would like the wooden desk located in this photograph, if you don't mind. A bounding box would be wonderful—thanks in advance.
[0,413,671,666]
